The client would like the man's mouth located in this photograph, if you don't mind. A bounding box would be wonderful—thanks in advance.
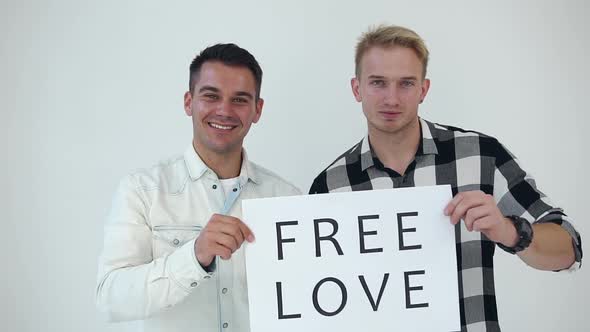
[209,122,237,130]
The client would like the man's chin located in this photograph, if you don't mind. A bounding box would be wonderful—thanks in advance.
[205,142,242,156]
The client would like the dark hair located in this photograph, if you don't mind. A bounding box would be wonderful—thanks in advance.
[189,43,263,100]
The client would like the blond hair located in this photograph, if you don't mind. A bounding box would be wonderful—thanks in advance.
[355,25,429,79]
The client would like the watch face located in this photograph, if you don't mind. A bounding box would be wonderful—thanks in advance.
[512,216,533,252]
[497,216,533,254]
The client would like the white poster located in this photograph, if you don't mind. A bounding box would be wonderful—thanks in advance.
[242,185,460,332]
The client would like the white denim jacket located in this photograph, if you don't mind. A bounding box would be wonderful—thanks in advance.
[96,146,301,332]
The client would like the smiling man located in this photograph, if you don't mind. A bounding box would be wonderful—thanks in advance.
[309,25,582,331]
[96,43,300,332]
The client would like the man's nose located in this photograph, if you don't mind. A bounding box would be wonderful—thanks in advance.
[216,99,233,116]
[383,85,401,106]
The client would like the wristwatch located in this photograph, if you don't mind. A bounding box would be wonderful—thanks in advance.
[496,215,534,254]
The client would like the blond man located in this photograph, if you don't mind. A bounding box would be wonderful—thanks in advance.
[309,25,582,331]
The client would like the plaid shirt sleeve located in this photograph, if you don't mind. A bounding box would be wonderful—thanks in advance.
[309,172,328,194]
[491,139,583,270]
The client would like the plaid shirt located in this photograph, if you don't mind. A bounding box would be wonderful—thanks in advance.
[309,118,582,332]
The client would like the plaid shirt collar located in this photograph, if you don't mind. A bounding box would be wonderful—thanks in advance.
[359,117,440,171]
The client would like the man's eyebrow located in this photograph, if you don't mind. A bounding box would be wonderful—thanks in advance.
[198,86,220,94]
[198,86,254,99]
[235,91,254,99]
[367,75,418,81]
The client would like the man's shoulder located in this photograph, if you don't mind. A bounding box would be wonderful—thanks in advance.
[427,120,494,140]
[427,120,504,147]
[309,140,364,194]
[425,119,513,162]
[124,153,188,193]
[248,161,301,196]
[320,140,364,174]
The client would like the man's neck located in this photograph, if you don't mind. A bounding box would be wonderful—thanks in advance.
[192,141,242,179]
[368,118,421,176]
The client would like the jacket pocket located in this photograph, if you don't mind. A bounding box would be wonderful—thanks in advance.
[152,225,202,258]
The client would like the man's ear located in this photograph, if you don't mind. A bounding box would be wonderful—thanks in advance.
[419,78,431,104]
[184,91,193,116]
[351,77,362,102]
[252,98,264,124]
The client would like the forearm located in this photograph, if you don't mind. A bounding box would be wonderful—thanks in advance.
[97,261,181,321]
[517,223,576,271]
[96,238,209,321]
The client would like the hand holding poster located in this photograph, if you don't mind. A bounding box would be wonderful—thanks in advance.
[242,185,460,331]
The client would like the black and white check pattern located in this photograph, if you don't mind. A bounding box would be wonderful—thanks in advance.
[309,118,583,332]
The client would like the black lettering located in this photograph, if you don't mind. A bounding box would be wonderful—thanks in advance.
[359,273,390,311]
[313,218,344,257]
[397,212,422,251]
[312,277,348,316]
[358,214,383,254]
[404,270,429,309]
[276,221,298,260]
[276,282,302,319]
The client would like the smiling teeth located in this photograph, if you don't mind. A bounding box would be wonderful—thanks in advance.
[210,123,233,130]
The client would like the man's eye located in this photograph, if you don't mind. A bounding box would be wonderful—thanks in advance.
[233,97,248,103]
[204,94,219,100]
[370,80,385,87]
[401,80,415,87]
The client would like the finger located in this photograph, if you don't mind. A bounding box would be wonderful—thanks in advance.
[195,234,233,264]
[200,227,241,252]
[450,195,485,226]
[208,242,233,260]
[236,219,255,243]
[464,205,491,231]
[195,235,215,266]
[472,216,495,233]
[444,193,465,216]
[207,213,237,226]
[207,215,247,243]
[214,233,240,253]
[207,213,245,226]
[445,191,488,216]
[210,214,255,243]
[211,221,245,246]
[221,215,255,243]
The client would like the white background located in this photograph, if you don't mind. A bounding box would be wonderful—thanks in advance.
[1,0,588,331]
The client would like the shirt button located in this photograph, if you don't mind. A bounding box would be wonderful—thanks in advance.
[212,184,217,189]
[172,239,180,246]
[223,323,228,328]
[222,288,228,294]
[190,282,198,287]
[204,275,211,279]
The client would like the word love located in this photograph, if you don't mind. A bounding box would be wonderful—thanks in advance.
[274,212,429,319]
